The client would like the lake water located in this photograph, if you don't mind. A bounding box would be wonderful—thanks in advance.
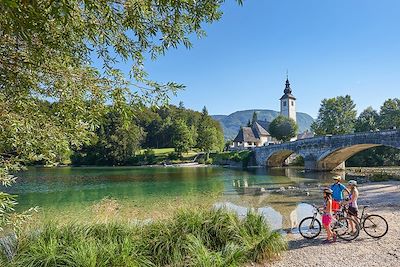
[9,166,342,230]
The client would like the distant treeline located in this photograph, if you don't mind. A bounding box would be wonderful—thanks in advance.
[71,102,224,166]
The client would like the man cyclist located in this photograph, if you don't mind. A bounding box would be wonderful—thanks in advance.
[330,176,350,211]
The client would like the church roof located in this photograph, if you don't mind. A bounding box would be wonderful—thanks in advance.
[256,120,271,133]
[233,127,259,142]
[280,78,296,100]
[253,121,271,137]
[233,121,271,142]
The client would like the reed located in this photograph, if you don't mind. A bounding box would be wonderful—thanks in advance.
[3,209,286,267]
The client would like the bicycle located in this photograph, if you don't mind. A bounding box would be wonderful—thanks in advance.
[344,205,388,238]
[298,204,360,241]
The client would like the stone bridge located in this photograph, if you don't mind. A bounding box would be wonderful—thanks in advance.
[254,130,400,171]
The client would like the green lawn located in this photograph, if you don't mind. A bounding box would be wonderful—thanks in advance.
[139,148,198,157]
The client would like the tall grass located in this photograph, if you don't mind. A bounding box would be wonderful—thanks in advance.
[2,209,286,267]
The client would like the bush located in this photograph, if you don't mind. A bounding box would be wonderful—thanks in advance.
[144,149,157,165]
[198,158,205,164]
[7,210,286,266]
[167,152,179,160]
[205,158,213,165]
[229,152,242,162]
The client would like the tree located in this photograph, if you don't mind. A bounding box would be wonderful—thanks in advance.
[311,95,357,135]
[379,98,400,130]
[72,108,146,165]
[269,116,298,142]
[171,119,195,157]
[355,107,379,132]
[251,111,258,124]
[197,106,224,159]
[0,0,242,231]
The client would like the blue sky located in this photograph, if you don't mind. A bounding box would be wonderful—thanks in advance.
[131,0,400,117]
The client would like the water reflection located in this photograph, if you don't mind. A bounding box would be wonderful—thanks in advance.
[214,202,283,230]
[214,201,318,233]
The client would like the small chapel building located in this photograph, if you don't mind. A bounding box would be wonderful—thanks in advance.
[232,77,298,149]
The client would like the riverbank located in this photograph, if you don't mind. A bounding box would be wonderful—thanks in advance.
[267,181,400,267]
[346,167,400,182]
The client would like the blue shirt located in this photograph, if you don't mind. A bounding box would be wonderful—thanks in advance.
[330,183,346,201]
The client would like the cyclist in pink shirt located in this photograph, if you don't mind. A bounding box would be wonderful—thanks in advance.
[321,188,336,243]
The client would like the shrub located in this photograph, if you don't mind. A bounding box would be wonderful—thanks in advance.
[205,158,213,165]
[8,210,286,266]
[229,152,242,162]
[144,149,157,165]
[167,152,179,160]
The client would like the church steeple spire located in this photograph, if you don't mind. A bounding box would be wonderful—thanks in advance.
[284,77,292,94]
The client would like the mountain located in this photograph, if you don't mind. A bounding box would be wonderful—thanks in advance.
[212,109,314,140]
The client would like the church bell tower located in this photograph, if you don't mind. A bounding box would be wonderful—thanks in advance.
[280,76,297,122]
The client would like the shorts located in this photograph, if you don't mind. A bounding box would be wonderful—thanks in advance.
[332,200,341,211]
[348,206,358,216]
[322,214,332,226]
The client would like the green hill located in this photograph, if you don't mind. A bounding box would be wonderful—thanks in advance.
[212,109,314,140]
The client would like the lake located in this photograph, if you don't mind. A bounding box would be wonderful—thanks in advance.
[9,166,341,230]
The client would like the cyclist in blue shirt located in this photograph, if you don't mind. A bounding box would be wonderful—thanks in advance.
[330,176,350,211]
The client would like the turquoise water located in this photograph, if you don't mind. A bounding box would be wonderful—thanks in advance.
[7,166,339,228]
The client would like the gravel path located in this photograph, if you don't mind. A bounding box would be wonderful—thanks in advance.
[267,181,400,267]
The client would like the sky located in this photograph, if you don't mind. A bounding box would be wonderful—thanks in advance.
[125,0,400,117]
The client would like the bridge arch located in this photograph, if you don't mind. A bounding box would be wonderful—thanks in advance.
[317,143,400,171]
[267,150,305,167]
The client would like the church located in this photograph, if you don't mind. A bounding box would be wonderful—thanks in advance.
[232,77,300,149]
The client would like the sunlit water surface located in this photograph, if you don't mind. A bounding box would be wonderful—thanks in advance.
[9,166,342,230]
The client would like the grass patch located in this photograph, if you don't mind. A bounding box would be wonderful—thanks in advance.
[135,148,199,165]
[2,209,286,267]
[138,148,198,157]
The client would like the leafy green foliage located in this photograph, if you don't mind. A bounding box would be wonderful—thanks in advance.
[71,107,145,165]
[348,99,400,167]
[269,116,298,142]
[347,146,400,167]
[6,209,286,266]
[379,98,400,129]
[0,0,242,232]
[355,106,379,132]
[171,119,196,157]
[197,107,224,157]
[311,95,357,135]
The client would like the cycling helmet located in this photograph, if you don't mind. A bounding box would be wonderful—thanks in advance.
[348,180,357,186]
[323,188,333,194]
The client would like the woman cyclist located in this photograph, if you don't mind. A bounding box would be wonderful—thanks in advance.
[347,180,359,234]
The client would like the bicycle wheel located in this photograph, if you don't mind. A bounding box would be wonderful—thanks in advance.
[334,217,360,241]
[363,214,389,238]
[298,217,321,239]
